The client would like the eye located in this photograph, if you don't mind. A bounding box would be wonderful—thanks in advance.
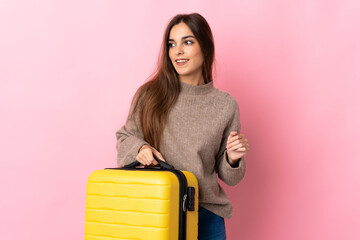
[184,40,193,45]
[168,42,175,48]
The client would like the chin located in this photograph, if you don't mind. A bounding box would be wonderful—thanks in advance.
[176,69,192,76]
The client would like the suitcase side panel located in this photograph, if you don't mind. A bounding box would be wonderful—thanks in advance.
[85,170,180,240]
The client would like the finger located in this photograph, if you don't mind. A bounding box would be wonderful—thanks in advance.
[228,137,248,146]
[136,155,147,166]
[227,139,246,149]
[142,148,156,165]
[230,133,244,138]
[227,139,238,148]
[228,134,248,143]
[230,137,249,147]
[228,131,238,139]
[241,143,250,150]
[229,146,247,152]
[151,150,165,166]
[145,152,157,165]
[136,148,151,165]
[151,158,159,166]
[153,150,166,162]
[141,157,151,166]
[139,150,155,166]
[228,143,241,151]
[228,142,250,151]
[227,135,240,144]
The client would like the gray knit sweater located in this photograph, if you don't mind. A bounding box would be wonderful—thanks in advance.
[115,80,246,219]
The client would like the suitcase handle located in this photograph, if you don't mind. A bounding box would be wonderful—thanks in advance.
[124,154,175,170]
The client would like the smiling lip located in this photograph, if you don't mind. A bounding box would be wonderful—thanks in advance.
[175,58,189,66]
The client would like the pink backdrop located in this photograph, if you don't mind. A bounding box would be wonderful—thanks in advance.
[1,1,359,239]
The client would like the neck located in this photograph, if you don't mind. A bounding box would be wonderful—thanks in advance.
[179,70,205,86]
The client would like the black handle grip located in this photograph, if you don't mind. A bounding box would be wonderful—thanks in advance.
[123,154,174,170]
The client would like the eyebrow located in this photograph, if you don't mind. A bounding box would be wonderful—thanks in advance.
[168,35,195,41]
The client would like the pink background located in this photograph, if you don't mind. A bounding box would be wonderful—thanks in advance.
[1,1,359,239]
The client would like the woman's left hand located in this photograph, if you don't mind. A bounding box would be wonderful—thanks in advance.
[226,131,250,165]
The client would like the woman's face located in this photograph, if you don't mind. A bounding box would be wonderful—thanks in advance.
[168,22,204,79]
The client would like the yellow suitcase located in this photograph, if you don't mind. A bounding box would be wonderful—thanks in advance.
[84,157,199,240]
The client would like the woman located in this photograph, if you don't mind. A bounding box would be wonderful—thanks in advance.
[116,12,250,240]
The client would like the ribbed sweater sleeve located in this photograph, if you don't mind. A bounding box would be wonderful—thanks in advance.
[215,99,246,186]
[115,95,149,167]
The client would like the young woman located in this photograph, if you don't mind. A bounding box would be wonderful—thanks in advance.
[116,12,250,240]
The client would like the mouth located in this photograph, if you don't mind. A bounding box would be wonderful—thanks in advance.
[175,59,189,66]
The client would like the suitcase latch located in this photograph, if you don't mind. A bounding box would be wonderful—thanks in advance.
[185,187,195,212]
[182,194,187,212]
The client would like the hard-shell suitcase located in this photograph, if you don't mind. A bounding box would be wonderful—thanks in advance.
[84,157,199,240]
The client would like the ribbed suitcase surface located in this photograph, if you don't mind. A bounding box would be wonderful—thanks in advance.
[84,166,198,240]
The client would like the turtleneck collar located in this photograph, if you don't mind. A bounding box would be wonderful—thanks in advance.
[179,80,214,95]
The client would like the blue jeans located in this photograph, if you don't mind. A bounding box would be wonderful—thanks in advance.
[198,206,226,240]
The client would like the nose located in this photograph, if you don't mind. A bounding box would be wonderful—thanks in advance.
[175,44,184,55]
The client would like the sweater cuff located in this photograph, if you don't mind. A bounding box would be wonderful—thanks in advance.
[225,150,242,168]
[217,150,246,186]
[117,137,149,167]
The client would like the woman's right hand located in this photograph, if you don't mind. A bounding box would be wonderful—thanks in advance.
[136,145,166,167]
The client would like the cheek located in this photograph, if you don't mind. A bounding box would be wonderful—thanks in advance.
[168,49,173,60]
[192,50,204,67]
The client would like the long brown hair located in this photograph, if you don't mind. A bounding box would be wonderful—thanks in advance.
[130,13,215,150]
